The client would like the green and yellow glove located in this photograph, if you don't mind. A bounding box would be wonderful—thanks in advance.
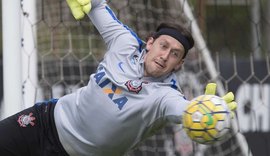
[66,0,92,20]
[204,83,237,115]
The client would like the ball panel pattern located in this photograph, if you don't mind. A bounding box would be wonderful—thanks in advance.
[182,95,231,144]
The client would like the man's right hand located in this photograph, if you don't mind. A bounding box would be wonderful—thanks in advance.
[204,83,237,111]
[66,0,92,20]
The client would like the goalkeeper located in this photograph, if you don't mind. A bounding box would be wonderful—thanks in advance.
[0,0,236,155]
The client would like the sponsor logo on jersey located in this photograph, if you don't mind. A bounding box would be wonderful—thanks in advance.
[125,80,148,94]
[94,68,128,110]
[17,112,36,127]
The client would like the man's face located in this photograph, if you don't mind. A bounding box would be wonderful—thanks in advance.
[144,35,185,78]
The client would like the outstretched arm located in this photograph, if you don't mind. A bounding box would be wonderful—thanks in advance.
[162,83,237,125]
[67,0,143,52]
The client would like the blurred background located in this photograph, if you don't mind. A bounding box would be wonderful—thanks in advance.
[1,0,270,155]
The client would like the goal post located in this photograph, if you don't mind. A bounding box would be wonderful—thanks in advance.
[1,0,37,119]
[1,0,23,119]
[179,0,225,95]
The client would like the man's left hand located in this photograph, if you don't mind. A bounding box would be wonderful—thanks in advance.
[204,83,237,112]
[66,0,92,20]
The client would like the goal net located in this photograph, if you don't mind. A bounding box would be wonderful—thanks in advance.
[4,0,270,155]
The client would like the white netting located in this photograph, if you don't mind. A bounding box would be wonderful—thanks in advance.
[11,0,270,155]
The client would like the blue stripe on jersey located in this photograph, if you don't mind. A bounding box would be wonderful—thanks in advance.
[105,6,144,52]
[35,98,58,106]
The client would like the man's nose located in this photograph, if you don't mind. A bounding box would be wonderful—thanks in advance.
[160,50,170,61]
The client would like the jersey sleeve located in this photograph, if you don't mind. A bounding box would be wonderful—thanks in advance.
[161,91,190,124]
[88,0,143,52]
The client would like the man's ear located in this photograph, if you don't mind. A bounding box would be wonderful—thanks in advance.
[146,37,154,51]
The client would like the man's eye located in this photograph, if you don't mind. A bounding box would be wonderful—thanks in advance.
[160,43,167,49]
[171,51,180,58]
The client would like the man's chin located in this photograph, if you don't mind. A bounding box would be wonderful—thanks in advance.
[150,71,165,78]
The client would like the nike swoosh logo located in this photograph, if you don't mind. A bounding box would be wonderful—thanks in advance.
[118,62,125,73]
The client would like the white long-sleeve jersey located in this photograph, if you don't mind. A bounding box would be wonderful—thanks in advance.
[54,0,189,155]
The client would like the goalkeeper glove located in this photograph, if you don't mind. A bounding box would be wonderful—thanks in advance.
[66,0,92,20]
[204,83,237,112]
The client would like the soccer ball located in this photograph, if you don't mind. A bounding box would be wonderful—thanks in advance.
[182,94,231,144]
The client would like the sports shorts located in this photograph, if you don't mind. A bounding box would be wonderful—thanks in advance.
[0,99,69,156]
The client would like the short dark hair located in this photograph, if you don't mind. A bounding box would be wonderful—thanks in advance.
[149,23,194,59]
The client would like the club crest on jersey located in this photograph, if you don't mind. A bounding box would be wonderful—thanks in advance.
[125,80,148,94]
[17,112,36,127]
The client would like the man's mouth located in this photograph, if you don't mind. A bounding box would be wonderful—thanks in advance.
[155,60,165,68]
